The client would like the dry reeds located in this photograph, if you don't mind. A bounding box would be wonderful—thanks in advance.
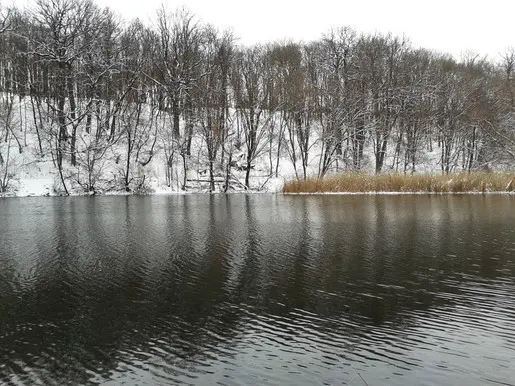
[282,172,515,194]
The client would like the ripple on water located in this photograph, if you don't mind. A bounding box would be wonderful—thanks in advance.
[1,195,515,385]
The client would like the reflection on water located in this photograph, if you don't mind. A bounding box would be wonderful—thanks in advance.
[0,195,514,385]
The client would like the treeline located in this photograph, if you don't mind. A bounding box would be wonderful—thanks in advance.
[1,0,515,193]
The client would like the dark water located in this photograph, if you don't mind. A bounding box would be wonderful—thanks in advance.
[0,195,514,386]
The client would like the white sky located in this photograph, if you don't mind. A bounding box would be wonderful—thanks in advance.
[13,0,515,60]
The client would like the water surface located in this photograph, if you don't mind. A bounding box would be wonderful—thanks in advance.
[0,195,514,385]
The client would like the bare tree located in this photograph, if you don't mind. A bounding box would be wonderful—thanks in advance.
[196,27,233,192]
[232,45,276,189]
[154,7,205,189]
[315,28,357,176]
[0,92,18,192]
[30,0,101,193]
[268,41,312,179]
[0,5,12,34]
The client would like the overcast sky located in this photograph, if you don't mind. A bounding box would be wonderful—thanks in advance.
[16,0,515,59]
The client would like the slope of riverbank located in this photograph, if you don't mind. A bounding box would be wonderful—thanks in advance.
[0,98,512,198]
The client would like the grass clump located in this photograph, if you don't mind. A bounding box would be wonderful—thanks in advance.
[282,172,515,194]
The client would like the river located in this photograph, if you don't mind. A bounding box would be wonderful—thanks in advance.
[0,195,514,385]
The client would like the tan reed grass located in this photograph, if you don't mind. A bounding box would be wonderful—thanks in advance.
[282,172,515,194]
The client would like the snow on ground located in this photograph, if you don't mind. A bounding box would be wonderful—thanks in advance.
[0,135,468,198]
[14,178,53,197]
[0,98,506,197]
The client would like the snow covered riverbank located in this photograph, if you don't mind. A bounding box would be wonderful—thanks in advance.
[0,97,510,198]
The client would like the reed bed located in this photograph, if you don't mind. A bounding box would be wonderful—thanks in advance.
[282,172,515,194]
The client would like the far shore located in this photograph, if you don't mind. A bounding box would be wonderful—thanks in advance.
[2,172,515,197]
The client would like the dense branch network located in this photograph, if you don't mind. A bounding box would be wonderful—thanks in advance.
[0,0,514,194]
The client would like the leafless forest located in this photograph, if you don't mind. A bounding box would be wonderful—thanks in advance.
[1,0,515,194]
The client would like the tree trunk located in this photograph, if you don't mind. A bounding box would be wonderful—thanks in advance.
[67,65,78,166]
[57,97,66,169]
[245,158,252,189]
[209,159,215,192]
[172,96,180,140]
[375,139,388,174]
[125,132,132,191]
[29,93,44,156]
